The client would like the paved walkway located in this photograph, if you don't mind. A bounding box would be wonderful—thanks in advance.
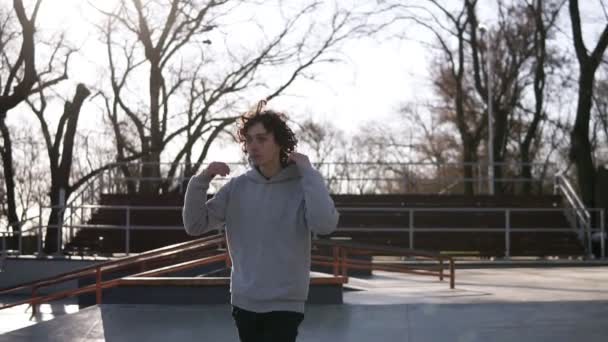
[1,267,607,341]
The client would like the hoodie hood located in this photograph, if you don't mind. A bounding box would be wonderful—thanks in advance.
[245,162,301,184]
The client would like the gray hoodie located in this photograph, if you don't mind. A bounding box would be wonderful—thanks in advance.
[182,163,339,313]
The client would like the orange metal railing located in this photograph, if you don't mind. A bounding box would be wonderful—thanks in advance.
[312,239,455,289]
[0,234,227,313]
[0,235,454,314]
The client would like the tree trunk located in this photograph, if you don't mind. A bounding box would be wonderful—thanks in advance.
[492,109,508,195]
[521,0,548,196]
[120,164,137,194]
[42,84,90,254]
[0,0,40,233]
[567,0,608,208]
[43,184,69,254]
[462,141,476,195]
[570,68,596,208]
[139,58,163,194]
[0,115,20,232]
[140,138,161,194]
[520,149,533,195]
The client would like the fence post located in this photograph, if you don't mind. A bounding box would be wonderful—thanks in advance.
[69,205,74,245]
[505,209,511,259]
[56,188,65,255]
[38,207,42,255]
[179,163,185,194]
[409,210,414,250]
[438,163,443,193]
[100,169,105,194]
[332,246,339,276]
[89,180,94,203]
[56,220,61,256]
[449,258,455,289]
[587,209,593,258]
[478,163,482,194]
[108,169,113,193]
[18,229,22,255]
[341,249,348,277]
[126,207,131,256]
[553,175,559,195]
[601,209,605,259]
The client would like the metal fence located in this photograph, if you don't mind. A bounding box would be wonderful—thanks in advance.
[91,161,560,196]
[2,205,604,260]
[2,161,604,260]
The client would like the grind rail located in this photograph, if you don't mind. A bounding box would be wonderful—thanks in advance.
[0,235,455,313]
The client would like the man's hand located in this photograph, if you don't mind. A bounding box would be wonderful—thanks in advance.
[201,162,230,179]
[287,152,311,168]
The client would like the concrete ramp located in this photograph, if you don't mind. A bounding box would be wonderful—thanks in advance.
[3,266,608,341]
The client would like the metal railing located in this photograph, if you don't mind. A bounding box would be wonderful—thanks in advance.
[34,160,561,253]
[554,172,593,256]
[70,161,559,196]
[312,239,455,289]
[62,171,107,244]
[0,234,227,313]
[0,214,46,257]
[315,161,558,195]
[336,207,605,259]
[0,234,453,313]
[5,205,603,259]
[5,161,598,258]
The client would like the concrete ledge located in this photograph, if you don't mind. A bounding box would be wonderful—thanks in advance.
[78,275,344,308]
[395,259,608,269]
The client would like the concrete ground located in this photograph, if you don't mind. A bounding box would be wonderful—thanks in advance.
[1,267,607,341]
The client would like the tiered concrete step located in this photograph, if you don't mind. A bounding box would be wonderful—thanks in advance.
[332,194,582,257]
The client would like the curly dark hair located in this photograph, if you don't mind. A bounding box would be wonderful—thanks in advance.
[237,100,298,167]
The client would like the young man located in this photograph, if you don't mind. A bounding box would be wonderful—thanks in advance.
[182,101,339,341]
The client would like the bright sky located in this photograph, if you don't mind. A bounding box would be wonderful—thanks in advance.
[27,0,427,130]
[5,0,606,163]
[5,0,430,162]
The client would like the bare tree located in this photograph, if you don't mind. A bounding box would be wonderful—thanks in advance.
[591,76,608,165]
[376,0,567,194]
[399,103,460,165]
[1,0,73,233]
[394,0,482,194]
[292,117,346,191]
[27,83,151,253]
[26,84,92,253]
[567,0,608,208]
[469,1,530,193]
[398,103,463,192]
[464,0,565,194]
[0,126,47,230]
[294,117,346,166]
[465,0,562,194]
[514,0,566,194]
[343,121,421,194]
[0,0,43,232]
[96,0,367,195]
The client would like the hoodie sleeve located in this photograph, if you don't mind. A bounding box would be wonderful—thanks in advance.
[182,174,232,236]
[298,164,340,235]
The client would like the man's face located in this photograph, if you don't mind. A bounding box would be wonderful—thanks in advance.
[245,122,281,166]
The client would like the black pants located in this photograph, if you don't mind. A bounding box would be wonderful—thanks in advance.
[231,305,305,342]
